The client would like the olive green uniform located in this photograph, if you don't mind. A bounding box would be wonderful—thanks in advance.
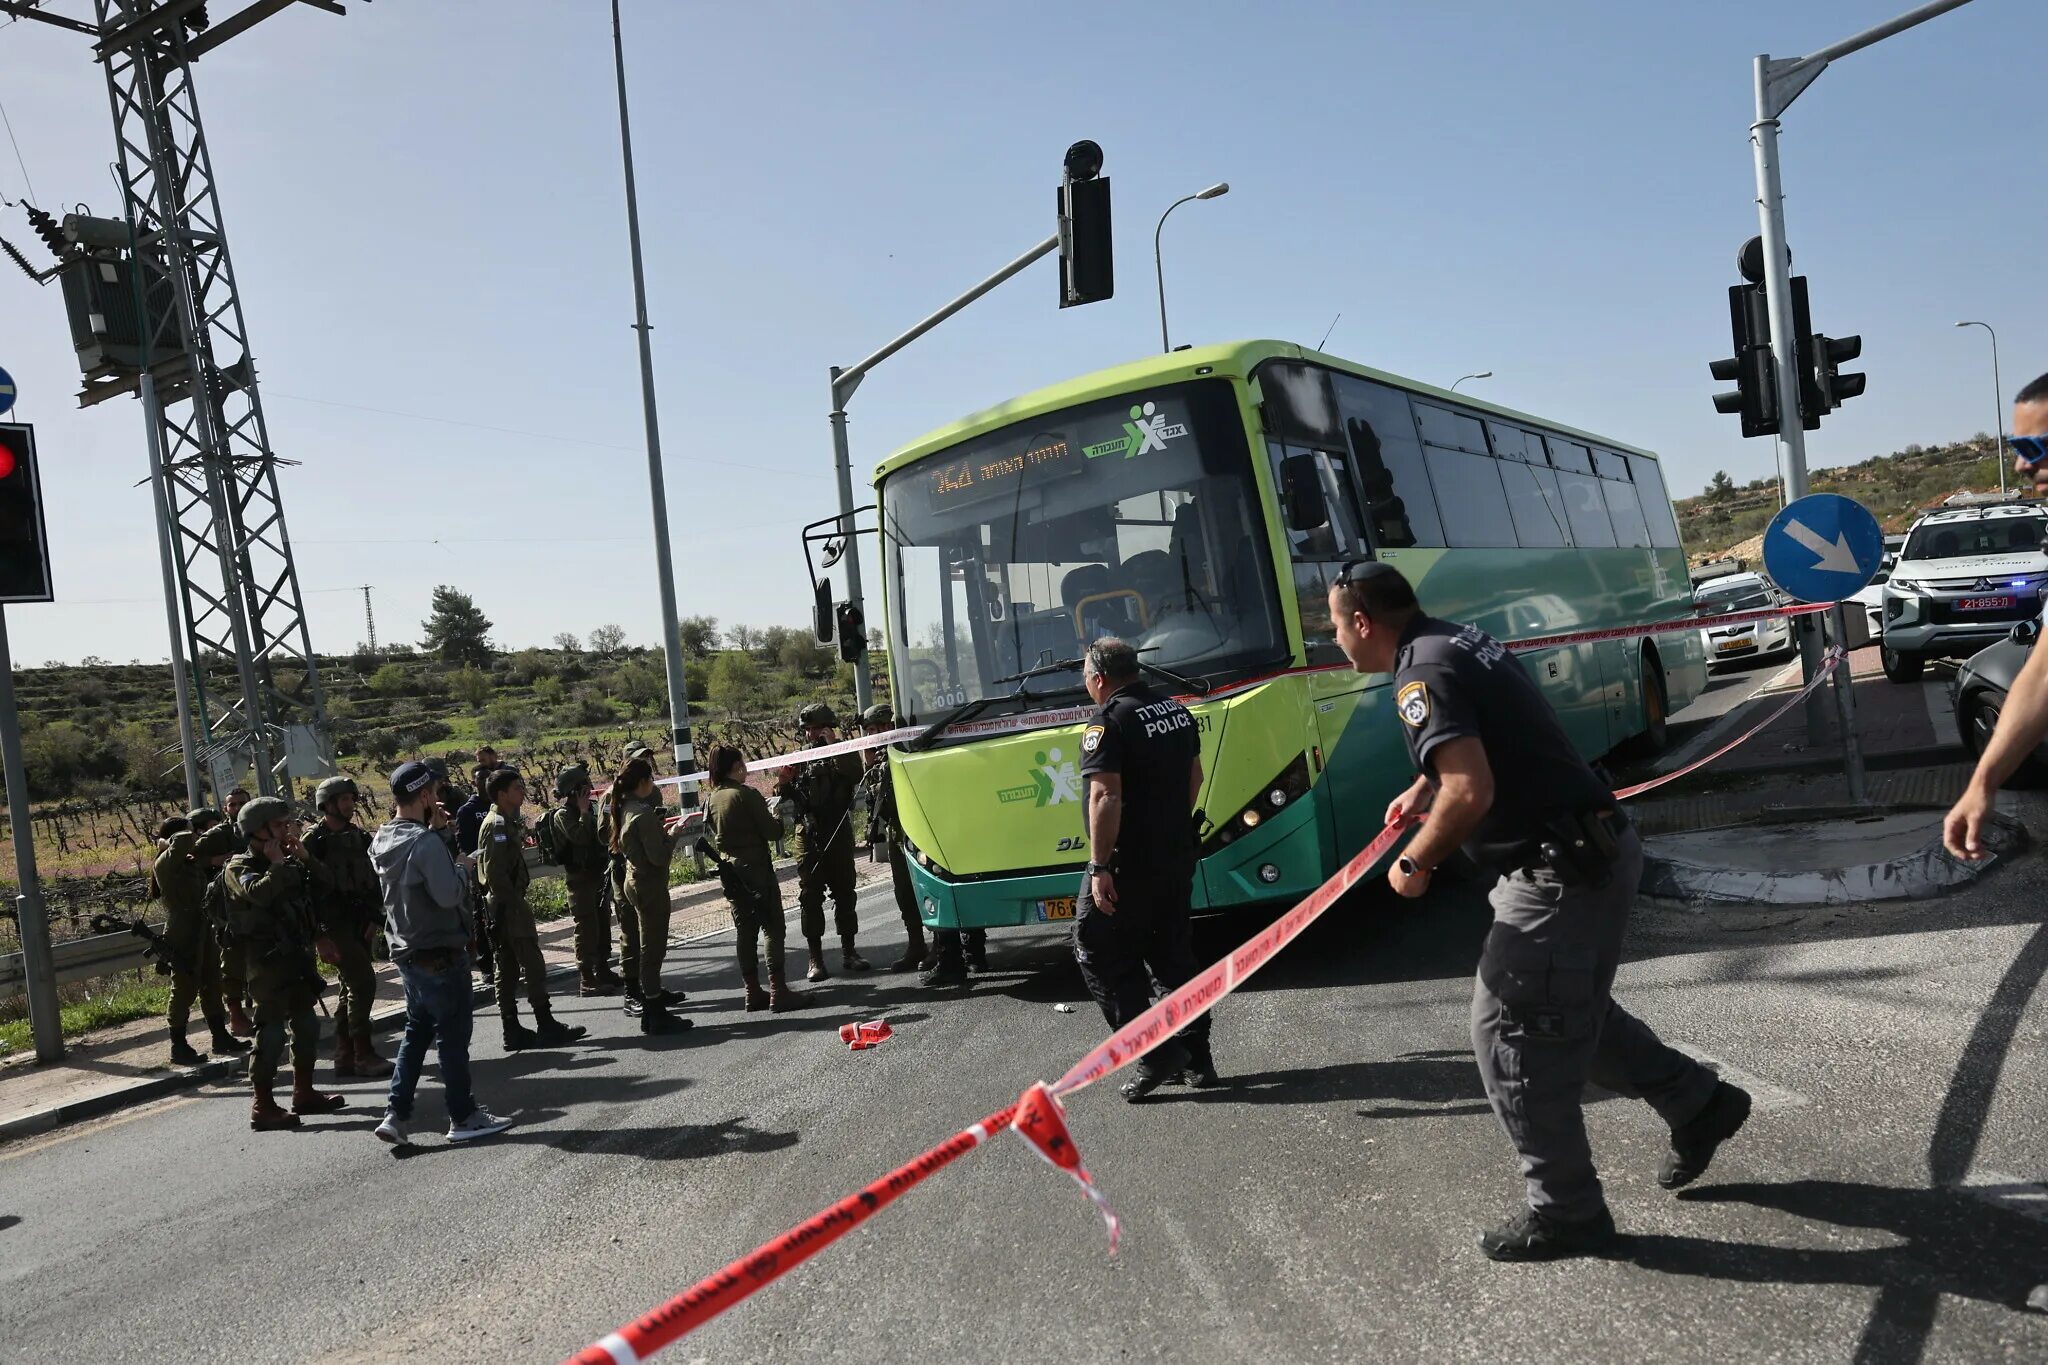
[865,756,923,945]
[542,803,610,977]
[217,826,251,1012]
[704,779,786,979]
[155,832,226,1037]
[302,819,381,1045]
[617,797,678,997]
[477,807,551,1016]
[784,749,862,945]
[221,848,328,1093]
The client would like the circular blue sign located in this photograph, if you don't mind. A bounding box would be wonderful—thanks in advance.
[0,366,15,417]
[1762,492,1886,603]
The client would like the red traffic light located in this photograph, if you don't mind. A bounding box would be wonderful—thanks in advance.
[0,447,14,481]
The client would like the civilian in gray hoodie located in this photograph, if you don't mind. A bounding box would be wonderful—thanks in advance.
[369,761,514,1147]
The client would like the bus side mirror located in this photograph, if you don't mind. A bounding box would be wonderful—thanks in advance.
[2013,618,2040,646]
[813,580,835,643]
[1279,454,1328,532]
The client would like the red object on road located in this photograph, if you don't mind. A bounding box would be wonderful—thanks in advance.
[838,1020,893,1050]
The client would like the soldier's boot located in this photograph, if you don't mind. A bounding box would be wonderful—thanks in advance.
[579,966,623,998]
[805,939,831,983]
[964,934,990,974]
[250,1084,300,1131]
[639,999,694,1036]
[768,964,802,1013]
[595,964,629,990]
[532,1004,588,1046]
[332,1029,361,1079]
[500,1004,539,1052]
[353,1034,395,1079]
[841,938,872,972]
[919,948,968,989]
[290,1062,348,1116]
[169,1028,205,1068]
[740,963,771,1013]
[1119,1040,1193,1104]
[208,1022,251,1055]
[225,999,255,1039]
[891,925,927,972]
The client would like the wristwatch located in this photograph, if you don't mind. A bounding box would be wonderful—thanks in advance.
[1396,854,1428,878]
[1087,862,1112,875]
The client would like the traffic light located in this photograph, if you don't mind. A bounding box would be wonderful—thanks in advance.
[1815,334,1865,410]
[834,601,866,663]
[1057,140,1112,308]
[1710,283,1778,439]
[0,423,52,604]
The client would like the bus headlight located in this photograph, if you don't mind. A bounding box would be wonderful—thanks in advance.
[1200,754,1311,859]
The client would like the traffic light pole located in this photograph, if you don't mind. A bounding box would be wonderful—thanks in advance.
[828,232,1061,710]
[0,607,62,1062]
[1747,0,1972,785]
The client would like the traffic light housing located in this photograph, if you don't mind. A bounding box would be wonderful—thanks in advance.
[1815,334,1865,410]
[1710,284,1778,439]
[834,601,866,663]
[1057,140,1112,308]
[0,423,52,604]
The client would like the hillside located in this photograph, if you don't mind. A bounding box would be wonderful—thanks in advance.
[1673,434,2011,563]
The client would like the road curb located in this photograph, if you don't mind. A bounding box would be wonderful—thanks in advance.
[1639,806,2028,907]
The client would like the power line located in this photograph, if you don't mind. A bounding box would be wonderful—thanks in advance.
[0,87,37,207]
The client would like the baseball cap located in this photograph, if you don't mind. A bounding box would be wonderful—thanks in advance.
[391,761,438,800]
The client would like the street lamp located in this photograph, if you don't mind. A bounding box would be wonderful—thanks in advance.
[1451,371,1492,392]
[1955,320,2007,497]
[1155,182,1229,353]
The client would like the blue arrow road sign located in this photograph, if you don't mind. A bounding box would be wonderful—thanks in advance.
[0,366,15,417]
[1763,492,1886,603]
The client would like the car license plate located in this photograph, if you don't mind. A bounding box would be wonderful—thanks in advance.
[1036,896,1076,922]
[1958,596,2015,611]
[1716,638,1752,652]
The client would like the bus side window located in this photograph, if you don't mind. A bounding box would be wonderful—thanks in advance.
[1266,439,1367,665]
[1335,375,1444,548]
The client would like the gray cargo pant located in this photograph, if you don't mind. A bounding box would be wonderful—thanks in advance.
[1472,826,1718,1220]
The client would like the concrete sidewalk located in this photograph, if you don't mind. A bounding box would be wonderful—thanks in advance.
[0,855,889,1142]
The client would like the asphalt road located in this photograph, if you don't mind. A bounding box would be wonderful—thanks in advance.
[3,858,2046,1364]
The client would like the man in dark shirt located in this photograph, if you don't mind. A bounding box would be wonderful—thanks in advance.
[1073,636,1216,1102]
[1329,560,1749,1262]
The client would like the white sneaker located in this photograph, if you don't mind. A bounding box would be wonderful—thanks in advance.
[374,1112,407,1145]
[446,1107,514,1142]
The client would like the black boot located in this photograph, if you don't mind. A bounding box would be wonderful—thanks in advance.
[1119,1040,1192,1104]
[207,1021,251,1055]
[640,1000,695,1036]
[1180,1038,1221,1088]
[1659,1081,1752,1190]
[1479,1205,1617,1262]
[501,1008,538,1051]
[891,927,927,972]
[169,1028,205,1068]
[532,1007,587,1045]
[964,932,989,973]
[841,938,872,972]
[919,948,968,988]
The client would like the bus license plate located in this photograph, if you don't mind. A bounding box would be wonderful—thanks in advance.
[1036,896,1076,922]
[1959,596,2014,611]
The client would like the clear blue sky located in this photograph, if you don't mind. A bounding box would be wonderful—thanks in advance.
[0,0,2039,666]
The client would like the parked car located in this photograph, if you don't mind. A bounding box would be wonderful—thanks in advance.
[1949,618,2048,785]
[1880,503,2048,682]
[1694,571,1794,668]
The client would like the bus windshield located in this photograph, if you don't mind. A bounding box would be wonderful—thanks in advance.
[880,379,1284,721]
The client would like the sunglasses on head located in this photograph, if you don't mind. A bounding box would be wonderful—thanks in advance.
[2011,435,2048,468]
[1332,558,1384,588]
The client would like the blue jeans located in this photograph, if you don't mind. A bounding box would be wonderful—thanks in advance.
[386,952,476,1123]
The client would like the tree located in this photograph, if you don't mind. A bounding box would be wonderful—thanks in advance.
[589,623,627,659]
[726,623,761,653]
[368,663,411,698]
[451,665,492,711]
[677,615,720,656]
[707,650,763,713]
[1706,471,1734,503]
[552,632,582,653]
[612,661,665,719]
[422,585,493,666]
[778,632,833,675]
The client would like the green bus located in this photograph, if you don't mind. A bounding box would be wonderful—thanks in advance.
[868,340,1704,932]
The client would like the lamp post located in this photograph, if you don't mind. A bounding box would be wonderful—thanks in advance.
[1154,182,1229,353]
[1955,320,2006,497]
[1451,371,1492,392]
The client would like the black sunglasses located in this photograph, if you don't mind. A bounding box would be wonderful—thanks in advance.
[1332,558,1387,588]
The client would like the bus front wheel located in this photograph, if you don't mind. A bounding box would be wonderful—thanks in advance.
[1624,655,1669,758]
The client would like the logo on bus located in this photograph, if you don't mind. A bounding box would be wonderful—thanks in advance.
[1082,401,1186,461]
[998,747,1082,807]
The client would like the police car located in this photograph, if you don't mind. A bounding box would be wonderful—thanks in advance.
[1879,503,2048,682]
[1694,571,1794,667]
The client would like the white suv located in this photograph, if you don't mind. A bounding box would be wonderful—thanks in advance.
[1880,504,2048,681]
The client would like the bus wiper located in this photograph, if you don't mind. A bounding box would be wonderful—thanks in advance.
[1135,651,1211,696]
[905,656,1082,752]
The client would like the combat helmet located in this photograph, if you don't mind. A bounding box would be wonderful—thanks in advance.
[797,702,839,730]
[555,762,592,798]
[236,795,293,838]
[860,703,894,729]
[314,776,359,812]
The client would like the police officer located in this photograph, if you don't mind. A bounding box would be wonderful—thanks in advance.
[541,763,623,996]
[775,703,867,980]
[1071,637,1217,1101]
[858,704,927,972]
[1328,560,1751,1261]
[222,796,348,1130]
[302,777,394,1080]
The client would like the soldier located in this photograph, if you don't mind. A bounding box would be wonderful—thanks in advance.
[775,702,867,981]
[701,744,799,1012]
[606,755,693,1035]
[857,704,926,972]
[456,764,496,987]
[155,820,246,1065]
[222,796,348,1130]
[213,794,257,1034]
[603,741,661,1011]
[541,763,624,996]
[302,777,394,1080]
[475,767,588,1049]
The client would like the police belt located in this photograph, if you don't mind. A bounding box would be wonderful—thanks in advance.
[1474,806,1629,887]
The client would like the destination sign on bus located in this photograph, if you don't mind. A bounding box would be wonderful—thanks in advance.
[925,438,1077,511]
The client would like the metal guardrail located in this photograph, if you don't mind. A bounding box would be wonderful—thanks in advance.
[0,929,158,998]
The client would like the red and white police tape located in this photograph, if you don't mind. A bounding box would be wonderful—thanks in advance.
[568,607,1850,1362]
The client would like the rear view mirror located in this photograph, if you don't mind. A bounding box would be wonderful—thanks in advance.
[813,580,835,643]
[2012,618,2040,646]
[1279,454,1329,532]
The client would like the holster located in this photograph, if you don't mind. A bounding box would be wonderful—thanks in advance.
[1532,808,1626,888]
